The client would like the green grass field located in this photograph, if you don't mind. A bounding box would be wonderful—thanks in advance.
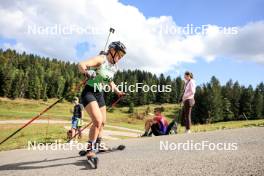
[0,98,74,120]
[0,97,263,151]
[0,123,68,151]
[0,97,179,130]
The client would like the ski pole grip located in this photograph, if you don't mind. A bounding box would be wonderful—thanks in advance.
[110,28,115,33]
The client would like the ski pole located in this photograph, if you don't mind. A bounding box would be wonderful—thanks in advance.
[99,27,115,55]
[68,94,126,142]
[0,78,88,146]
[0,98,63,145]
[107,94,127,111]
[103,28,115,52]
[176,103,182,122]
[67,121,92,143]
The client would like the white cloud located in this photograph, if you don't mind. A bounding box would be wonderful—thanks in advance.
[0,0,263,74]
[202,22,264,64]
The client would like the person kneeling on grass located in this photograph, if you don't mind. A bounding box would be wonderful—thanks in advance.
[141,107,169,137]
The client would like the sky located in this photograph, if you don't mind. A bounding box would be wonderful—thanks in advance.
[0,0,263,87]
[120,0,264,86]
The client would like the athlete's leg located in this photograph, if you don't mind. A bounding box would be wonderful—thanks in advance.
[97,106,106,137]
[141,119,154,136]
[145,119,154,132]
[84,101,103,157]
[96,106,106,150]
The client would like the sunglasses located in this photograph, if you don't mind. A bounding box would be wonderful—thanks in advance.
[117,51,125,59]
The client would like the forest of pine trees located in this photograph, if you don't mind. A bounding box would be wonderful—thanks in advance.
[0,49,263,124]
[0,49,81,101]
[192,77,264,124]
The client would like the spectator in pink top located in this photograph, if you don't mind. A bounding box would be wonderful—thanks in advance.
[181,71,196,133]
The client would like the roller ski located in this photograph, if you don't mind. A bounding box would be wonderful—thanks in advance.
[79,137,125,156]
[79,144,126,156]
[98,144,125,154]
[86,151,98,169]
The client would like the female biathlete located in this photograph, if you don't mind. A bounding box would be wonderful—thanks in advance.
[78,41,126,160]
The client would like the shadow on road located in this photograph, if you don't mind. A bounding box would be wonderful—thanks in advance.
[0,155,94,171]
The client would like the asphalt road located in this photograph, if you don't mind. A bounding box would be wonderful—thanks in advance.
[0,127,263,176]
